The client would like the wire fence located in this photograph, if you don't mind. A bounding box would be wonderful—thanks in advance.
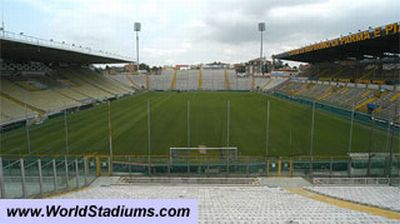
[110,154,400,179]
[0,155,96,199]
[0,154,399,198]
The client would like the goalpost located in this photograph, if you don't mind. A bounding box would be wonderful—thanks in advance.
[169,146,238,162]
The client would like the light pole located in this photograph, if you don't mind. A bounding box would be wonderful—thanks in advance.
[1,0,5,33]
[258,22,265,75]
[134,22,141,72]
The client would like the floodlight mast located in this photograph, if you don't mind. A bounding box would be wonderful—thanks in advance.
[258,22,266,75]
[134,22,141,72]
[1,0,5,32]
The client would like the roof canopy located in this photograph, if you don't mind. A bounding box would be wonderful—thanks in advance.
[274,22,400,63]
[0,31,133,64]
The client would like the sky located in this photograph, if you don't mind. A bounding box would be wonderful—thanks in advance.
[2,0,399,66]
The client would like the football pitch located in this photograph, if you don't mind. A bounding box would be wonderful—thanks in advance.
[0,92,397,157]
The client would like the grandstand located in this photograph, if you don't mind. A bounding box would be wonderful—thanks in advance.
[112,68,281,92]
[0,95,36,125]
[0,32,135,127]
[274,22,400,122]
[298,60,400,85]
[200,69,226,90]
[273,79,399,121]
[305,186,400,212]
[174,70,198,91]
[148,69,174,90]
[0,64,134,125]
[53,177,400,223]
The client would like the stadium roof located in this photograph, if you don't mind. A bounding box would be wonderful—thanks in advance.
[0,30,133,64]
[274,22,400,63]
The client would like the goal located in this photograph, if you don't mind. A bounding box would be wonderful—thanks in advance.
[169,146,238,162]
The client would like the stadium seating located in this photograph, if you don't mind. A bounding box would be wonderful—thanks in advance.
[377,102,399,121]
[109,69,289,92]
[225,70,238,90]
[57,178,397,223]
[0,63,134,125]
[201,69,226,90]
[109,74,144,90]
[306,186,400,212]
[262,78,287,90]
[131,74,148,89]
[254,77,270,90]
[300,61,400,85]
[55,67,114,100]
[274,80,399,121]
[175,70,198,91]
[223,71,257,91]
[0,77,80,113]
[148,70,174,90]
[73,68,132,95]
[0,95,37,125]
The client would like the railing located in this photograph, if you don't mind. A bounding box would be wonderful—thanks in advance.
[0,29,133,62]
[1,154,398,198]
[0,155,97,199]
[110,155,399,180]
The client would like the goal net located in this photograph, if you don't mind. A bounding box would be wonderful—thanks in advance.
[169,146,238,162]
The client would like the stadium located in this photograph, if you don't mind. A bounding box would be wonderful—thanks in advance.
[0,7,399,224]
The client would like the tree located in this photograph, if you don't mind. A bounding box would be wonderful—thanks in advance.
[139,63,150,71]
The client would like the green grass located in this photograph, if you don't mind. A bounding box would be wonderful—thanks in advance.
[1,92,398,157]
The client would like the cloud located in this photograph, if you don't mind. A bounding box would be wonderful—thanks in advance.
[193,0,399,60]
[12,0,400,65]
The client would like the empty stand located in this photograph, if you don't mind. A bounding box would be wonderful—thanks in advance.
[56,177,397,223]
[0,95,36,125]
[201,69,226,90]
[0,63,134,125]
[306,186,400,212]
[175,70,198,91]
[274,79,399,121]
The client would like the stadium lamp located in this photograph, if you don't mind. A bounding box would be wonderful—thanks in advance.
[258,22,266,75]
[134,22,141,72]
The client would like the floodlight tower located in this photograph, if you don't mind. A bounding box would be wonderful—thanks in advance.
[258,22,266,74]
[1,0,5,33]
[134,22,141,72]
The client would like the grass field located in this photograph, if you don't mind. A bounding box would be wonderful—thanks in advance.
[0,92,397,157]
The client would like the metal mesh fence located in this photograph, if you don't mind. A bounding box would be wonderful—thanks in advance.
[0,155,96,199]
[110,154,400,179]
[0,154,398,198]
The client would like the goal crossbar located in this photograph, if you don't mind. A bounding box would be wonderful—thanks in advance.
[169,146,238,161]
[170,147,238,150]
